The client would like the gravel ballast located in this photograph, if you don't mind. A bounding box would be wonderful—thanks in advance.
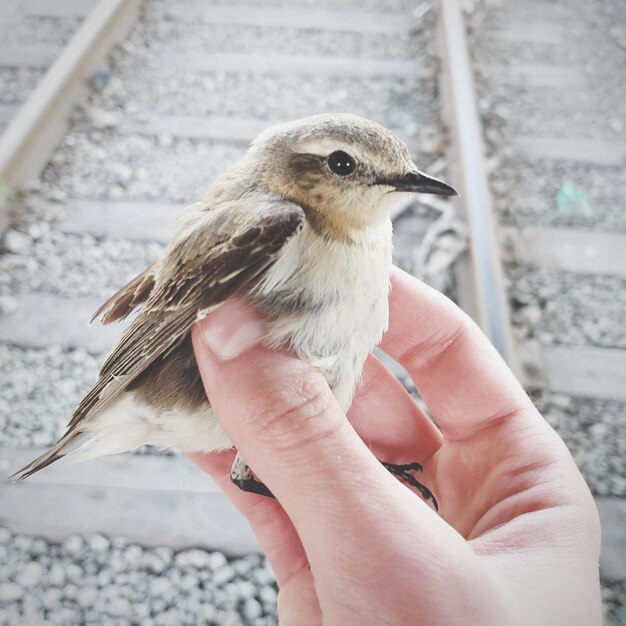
[89,70,438,137]
[509,267,626,349]
[0,345,100,447]
[532,391,626,497]
[0,527,278,626]
[1,227,163,299]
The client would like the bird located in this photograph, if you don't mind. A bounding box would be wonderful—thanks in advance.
[12,113,456,506]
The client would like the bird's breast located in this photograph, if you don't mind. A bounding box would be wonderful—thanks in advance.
[251,221,393,409]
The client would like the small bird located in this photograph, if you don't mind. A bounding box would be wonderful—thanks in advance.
[13,113,456,505]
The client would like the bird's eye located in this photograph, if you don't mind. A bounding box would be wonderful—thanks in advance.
[327,150,356,176]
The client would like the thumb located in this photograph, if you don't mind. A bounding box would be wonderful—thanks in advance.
[191,298,390,526]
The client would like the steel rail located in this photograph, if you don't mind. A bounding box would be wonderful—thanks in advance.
[438,0,518,370]
[0,0,143,230]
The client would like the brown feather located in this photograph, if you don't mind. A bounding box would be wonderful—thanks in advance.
[91,267,156,325]
[64,203,304,433]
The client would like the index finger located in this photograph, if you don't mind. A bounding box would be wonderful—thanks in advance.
[379,267,534,441]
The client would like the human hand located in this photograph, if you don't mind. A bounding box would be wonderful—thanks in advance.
[189,267,601,626]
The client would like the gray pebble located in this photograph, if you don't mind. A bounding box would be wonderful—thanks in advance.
[123,543,144,567]
[0,582,24,602]
[149,576,172,597]
[243,598,263,620]
[259,585,278,605]
[211,565,236,586]
[590,422,610,439]
[206,551,228,570]
[251,567,276,586]
[235,580,258,599]
[21,593,45,623]
[142,552,169,575]
[0,527,11,543]
[47,563,66,587]
[62,533,85,557]
[41,586,63,609]
[65,562,84,583]
[13,535,33,551]
[175,548,214,569]
[77,586,98,609]
[15,561,44,587]
[89,533,111,553]
[4,230,31,253]
[107,596,132,617]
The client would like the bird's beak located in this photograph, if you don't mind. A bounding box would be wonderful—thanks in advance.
[379,169,458,196]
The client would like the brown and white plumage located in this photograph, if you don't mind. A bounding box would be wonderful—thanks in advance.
[13,113,456,480]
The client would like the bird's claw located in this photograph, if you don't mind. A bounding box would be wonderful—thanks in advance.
[382,461,439,511]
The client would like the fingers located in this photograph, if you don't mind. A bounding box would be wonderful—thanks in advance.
[380,268,537,441]
[348,354,442,463]
[186,450,308,586]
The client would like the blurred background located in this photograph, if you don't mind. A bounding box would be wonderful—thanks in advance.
[0,0,624,624]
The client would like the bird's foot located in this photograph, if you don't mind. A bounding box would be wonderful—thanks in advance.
[230,452,275,499]
[382,461,438,511]
[229,453,437,508]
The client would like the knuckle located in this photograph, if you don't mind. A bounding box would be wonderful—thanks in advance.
[252,365,342,450]
[400,314,470,371]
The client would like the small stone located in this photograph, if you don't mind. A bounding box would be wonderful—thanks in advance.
[64,583,78,600]
[243,598,263,620]
[0,295,18,314]
[149,576,172,597]
[175,548,212,569]
[141,552,166,574]
[201,604,218,622]
[65,563,84,582]
[259,585,277,605]
[235,580,257,599]
[77,586,98,609]
[0,527,12,543]
[107,597,131,617]
[16,562,44,587]
[89,533,111,553]
[87,107,122,129]
[179,573,199,591]
[220,610,243,626]
[211,565,235,586]
[41,587,63,609]
[31,538,49,557]
[48,563,66,587]
[0,582,24,602]
[123,544,143,566]
[206,551,227,570]
[22,593,44,623]
[252,566,275,586]
[158,134,174,148]
[589,422,609,439]
[155,609,180,626]
[62,533,85,557]
[31,430,52,446]
[13,535,33,551]
[232,555,259,576]
[4,230,30,253]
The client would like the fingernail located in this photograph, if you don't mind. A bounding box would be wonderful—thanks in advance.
[199,300,265,360]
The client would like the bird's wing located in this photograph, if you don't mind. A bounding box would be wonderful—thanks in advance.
[68,200,305,430]
[91,266,156,325]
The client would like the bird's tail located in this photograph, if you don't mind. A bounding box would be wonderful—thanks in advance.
[9,431,89,481]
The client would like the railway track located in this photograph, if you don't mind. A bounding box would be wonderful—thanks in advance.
[0,0,624,622]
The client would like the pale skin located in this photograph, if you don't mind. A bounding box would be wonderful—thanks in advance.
[189,267,602,626]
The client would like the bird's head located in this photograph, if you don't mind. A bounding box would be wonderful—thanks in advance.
[246,113,457,239]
